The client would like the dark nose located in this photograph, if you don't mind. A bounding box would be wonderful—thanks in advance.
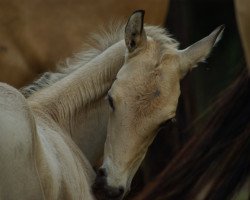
[92,168,125,200]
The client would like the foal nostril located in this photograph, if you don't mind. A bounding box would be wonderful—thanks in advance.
[118,187,124,195]
[119,187,124,196]
[97,168,107,177]
[92,169,125,200]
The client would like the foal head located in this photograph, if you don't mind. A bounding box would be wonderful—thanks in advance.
[92,10,224,200]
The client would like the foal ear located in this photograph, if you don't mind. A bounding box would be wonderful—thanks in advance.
[178,25,225,78]
[125,10,147,53]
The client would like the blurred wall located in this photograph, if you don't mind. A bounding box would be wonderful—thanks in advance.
[0,0,169,87]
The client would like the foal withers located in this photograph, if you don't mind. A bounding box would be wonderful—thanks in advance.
[92,10,224,200]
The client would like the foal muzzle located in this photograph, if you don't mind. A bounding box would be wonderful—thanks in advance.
[92,168,125,200]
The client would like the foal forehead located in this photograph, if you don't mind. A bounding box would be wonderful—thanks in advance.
[118,39,168,76]
[114,63,170,101]
[112,35,180,96]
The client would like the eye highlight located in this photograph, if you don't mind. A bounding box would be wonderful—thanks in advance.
[107,94,115,110]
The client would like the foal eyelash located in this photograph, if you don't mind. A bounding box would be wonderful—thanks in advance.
[105,94,115,110]
[108,96,114,110]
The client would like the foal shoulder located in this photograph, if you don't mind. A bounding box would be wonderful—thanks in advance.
[0,83,44,199]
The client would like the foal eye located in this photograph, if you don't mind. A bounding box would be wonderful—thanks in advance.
[159,119,171,128]
[159,118,176,129]
[107,94,115,110]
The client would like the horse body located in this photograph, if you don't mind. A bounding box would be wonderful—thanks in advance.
[0,0,169,88]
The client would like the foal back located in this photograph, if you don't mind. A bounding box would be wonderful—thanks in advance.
[0,83,44,199]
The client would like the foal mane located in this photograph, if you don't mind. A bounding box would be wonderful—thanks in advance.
[21,22,179,98]
[20,21,125,98]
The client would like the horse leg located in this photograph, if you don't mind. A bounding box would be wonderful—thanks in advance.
[0,83,44,200]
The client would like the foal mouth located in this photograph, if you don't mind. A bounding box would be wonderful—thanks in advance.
[92,168,125,200]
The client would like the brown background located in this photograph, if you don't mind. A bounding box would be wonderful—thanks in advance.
[0,0,169,87]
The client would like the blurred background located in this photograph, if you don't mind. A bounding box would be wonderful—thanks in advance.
[0,0,168,87]
[0,0,248,199]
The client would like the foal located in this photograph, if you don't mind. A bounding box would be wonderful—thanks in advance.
[1,10,223,200]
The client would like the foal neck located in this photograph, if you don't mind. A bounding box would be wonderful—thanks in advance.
[29,41,125,164]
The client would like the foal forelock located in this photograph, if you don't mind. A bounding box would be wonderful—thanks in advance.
[20,22,179,98]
